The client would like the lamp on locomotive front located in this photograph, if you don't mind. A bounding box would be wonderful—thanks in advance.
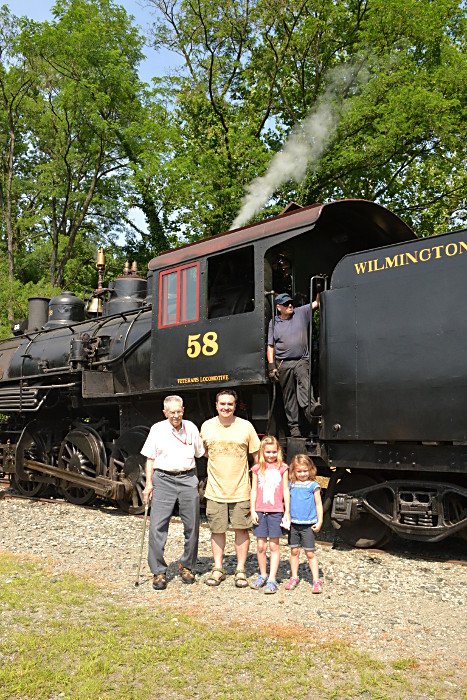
[88,247,106,315]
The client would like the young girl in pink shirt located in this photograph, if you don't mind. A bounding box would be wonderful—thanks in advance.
[250,436,290,594]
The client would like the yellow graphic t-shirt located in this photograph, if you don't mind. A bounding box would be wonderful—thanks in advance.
[200,416,260,503]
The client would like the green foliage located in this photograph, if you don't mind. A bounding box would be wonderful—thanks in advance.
[297,0,467,234]
[0,0,168,301]
[0,257,60,337]
[146,0,467,237]
[17,0,148,286]
[1,0,465,312]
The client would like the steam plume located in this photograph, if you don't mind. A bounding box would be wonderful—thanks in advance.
[230,65,363,230]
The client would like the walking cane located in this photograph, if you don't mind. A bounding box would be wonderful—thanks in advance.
[134,501,149,587]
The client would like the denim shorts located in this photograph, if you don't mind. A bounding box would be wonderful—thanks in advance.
[287,522,316,551]
[252,511,283,539]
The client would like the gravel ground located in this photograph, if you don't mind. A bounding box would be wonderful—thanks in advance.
[1,487,466,672]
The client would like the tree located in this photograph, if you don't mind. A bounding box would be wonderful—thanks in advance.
[297,0,467,235]
[116,85,176,258]
[145,0,466,237]
[0,0,159,298]
[18,0,149,287]
[0,7,40,319]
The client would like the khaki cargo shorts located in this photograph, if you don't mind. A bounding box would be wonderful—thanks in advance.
[205,499,251,533]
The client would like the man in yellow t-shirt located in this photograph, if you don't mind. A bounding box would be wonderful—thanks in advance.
[201,390,260,588]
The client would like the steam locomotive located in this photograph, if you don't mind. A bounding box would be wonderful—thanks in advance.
[1,199,466,547]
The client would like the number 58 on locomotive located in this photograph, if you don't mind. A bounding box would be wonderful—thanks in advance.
[1,199,466,548]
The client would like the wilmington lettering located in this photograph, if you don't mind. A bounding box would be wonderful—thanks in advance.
[354,241,467,275]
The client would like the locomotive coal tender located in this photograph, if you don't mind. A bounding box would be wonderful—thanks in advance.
[1,199,466,547]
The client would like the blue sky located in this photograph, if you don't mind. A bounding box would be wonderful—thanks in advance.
[9,0,181,83]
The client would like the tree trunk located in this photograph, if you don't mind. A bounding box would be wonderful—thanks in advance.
[55,146,103,288]
[0,117,17,320]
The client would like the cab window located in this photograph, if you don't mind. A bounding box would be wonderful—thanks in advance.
[158,262,199,328]
[207,247,254,318]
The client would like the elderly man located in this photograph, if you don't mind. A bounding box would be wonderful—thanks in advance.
[141,395,205,590]
[200,389,260,588]
[267,292,321,437]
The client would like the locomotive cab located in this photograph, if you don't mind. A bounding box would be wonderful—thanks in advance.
[148,200,415,433]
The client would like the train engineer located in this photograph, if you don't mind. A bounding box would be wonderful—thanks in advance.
[267,292,321,437]
[141,395,205,591]
[200,389,260,587]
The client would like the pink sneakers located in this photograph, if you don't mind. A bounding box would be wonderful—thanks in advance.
[285,577,323,592]
[285,576,299,590]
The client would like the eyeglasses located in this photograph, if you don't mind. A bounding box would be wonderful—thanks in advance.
[279,302,294,307]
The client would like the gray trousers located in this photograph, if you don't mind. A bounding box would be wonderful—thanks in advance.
[148,469,200,575]
[278,358,310,434]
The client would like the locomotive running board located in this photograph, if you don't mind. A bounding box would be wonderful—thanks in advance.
[23,458,126,500]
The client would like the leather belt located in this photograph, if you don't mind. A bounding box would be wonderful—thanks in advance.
[155,468,196,477]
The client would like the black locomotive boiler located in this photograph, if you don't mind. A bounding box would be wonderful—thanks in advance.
[0,199,465,547]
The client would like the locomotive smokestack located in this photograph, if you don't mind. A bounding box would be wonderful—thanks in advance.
[27,297,50,331]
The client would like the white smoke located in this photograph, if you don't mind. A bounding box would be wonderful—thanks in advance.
[230,65,363,230]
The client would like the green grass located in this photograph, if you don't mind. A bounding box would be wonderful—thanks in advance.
[0,553,464,700]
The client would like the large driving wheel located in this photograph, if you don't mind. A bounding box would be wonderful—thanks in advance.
[331,473,393,548]
[11,474,48,498]
[112,426,149,514]
[58,427,106,505]
[14,423,51,497]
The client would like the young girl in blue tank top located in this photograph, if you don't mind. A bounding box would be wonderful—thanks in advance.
[285,453,323,593]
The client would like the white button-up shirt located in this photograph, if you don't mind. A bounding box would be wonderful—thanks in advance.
[141,419,205,473]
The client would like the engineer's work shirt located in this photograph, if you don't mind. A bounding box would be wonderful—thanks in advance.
[141,419,205,473]
[267,304,310,360]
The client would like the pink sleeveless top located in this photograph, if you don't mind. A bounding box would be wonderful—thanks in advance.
[252,462,288,513]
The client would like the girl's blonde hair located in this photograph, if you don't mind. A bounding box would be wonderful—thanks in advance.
[258,435,283,475]
[289,453,317,483]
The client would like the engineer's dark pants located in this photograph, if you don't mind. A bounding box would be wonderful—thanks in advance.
[279,358,309,435]
[148,469,200,575]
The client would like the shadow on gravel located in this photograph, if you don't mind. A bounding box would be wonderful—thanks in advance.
[3,481,466,564]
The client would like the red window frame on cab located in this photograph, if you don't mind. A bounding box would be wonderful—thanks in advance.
[158,262,200,328]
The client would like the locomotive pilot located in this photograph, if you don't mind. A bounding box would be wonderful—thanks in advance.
[267,292,321,438]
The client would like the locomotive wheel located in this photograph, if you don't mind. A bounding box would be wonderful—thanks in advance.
[112,426,149,515]
[12,474,48,498]
[444,492,467,537]
[14,424,51,498]
[58,428,106,506]
[331,473,393,548]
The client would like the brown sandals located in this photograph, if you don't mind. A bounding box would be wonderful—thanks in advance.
[234,569,249,588]
[205,567,226,586]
